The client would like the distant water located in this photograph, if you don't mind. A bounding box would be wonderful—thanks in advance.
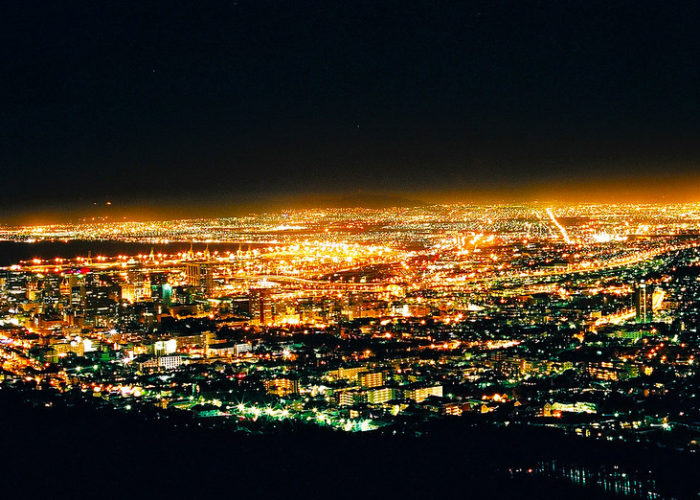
[0,240,265,267]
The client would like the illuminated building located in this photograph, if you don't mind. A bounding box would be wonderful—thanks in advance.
[403,385,443,403]
[634,282,654,323]
[141,354,183,370]
[174,331,216,352]
[365,386,395,404]
[338,389,361,406]
[359,371,384,388]
[41,275,61,306]
[327,366,367,380]
[550,402,597,414]
[185,262,214,294]
[249,288,273,325]
[127,268,148,301]
[153,339,178,355]
[83,285,119,319]
[443,403,464,416]
[264,377,299,396]
[150,272,172,305]
[207,341,251,357]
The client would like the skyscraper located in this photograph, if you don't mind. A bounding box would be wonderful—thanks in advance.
[634,282,654,323]
[184,262,214,294]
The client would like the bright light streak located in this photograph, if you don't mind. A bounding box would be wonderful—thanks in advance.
[546,208,572,244]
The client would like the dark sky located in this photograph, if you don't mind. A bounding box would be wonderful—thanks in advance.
[2,1,700,221]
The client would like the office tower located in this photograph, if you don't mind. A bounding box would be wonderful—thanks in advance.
[634,282,654,323]
[184,262,214,294]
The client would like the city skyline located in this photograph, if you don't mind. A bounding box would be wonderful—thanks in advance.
[3,2,700,498]
[2,202,700,498]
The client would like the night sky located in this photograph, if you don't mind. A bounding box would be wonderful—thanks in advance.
[2,1,700,221]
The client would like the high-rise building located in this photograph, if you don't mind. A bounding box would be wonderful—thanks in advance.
[41,274,61,306]
[249,288,273,325]
[634,282,655,323]
[150,272,172,304]
[184,262,214,294]
[84,285,118,319]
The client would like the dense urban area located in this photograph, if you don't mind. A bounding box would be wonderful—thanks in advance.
[2,203,700,497]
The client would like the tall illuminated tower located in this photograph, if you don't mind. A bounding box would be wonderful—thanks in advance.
[634,281,653,323]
